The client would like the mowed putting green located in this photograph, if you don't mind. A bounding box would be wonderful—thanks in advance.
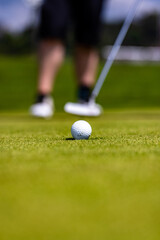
[0,56,160,239]
[0,111,160,240]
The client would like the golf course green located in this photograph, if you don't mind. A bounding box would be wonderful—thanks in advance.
[0,55,160,240]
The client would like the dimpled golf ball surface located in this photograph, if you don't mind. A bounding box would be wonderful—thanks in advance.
[71,120,92,140]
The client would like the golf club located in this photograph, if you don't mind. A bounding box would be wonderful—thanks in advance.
[90,0,142,103]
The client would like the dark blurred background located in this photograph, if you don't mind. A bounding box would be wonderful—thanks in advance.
[0,0,160,54]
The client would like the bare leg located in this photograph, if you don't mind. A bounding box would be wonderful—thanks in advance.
[75,46,99,88]
[30,40,65,118]
[37,40,65,94]
[64,46,102,116]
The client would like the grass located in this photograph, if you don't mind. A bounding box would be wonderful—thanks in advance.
[0,111,160,240]
[0,55,160,111]
[0,55,160,239]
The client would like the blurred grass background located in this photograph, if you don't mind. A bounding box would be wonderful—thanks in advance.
[0,55,160,112]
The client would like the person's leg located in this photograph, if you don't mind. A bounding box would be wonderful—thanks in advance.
[37,40,65,95]
[36,0,69,98]
[30,0,69,117]
[30,40,65,118]
[73,0,104,102]
[75,46,99,102]
[64,44,102,116]
[64,0,104,116]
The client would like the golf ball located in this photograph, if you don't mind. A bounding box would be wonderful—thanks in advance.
[71,120,92,140]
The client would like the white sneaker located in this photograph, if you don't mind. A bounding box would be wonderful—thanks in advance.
[29,96,54,118]
[64,101,102,117]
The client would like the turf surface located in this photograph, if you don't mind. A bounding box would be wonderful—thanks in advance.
[0,111,160,240]
[0,56,160,239]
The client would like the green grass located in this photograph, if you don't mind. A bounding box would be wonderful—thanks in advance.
[0,111,160,240]
[0,55,160,111]
[0,56,160,239]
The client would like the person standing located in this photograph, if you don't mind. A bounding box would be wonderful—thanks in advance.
[30,0,104,118]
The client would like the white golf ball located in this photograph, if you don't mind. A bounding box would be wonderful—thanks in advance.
[71,120,92,140]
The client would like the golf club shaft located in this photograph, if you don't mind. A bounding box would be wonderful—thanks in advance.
[90,0,142,102]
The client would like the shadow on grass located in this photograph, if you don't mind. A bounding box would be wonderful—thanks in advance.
[65,137,105,141]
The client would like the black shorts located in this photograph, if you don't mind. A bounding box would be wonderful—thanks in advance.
[38,0,104,47]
